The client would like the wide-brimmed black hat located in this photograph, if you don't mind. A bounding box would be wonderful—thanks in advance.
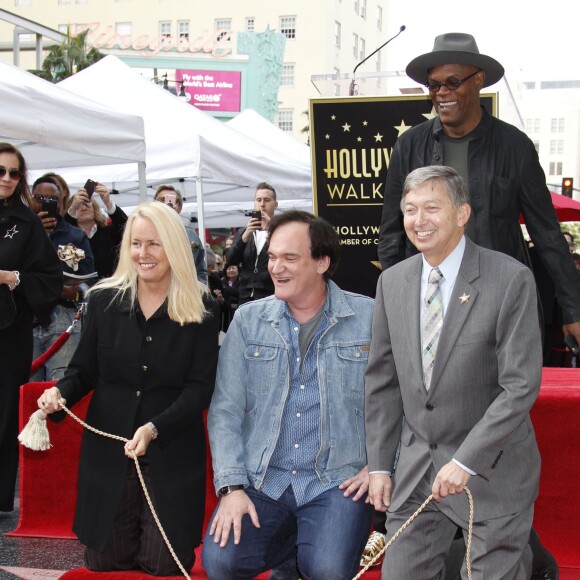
[406,33,504,88]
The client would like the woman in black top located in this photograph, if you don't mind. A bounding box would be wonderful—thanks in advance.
[0,142,62,512]
[39,202,219,575]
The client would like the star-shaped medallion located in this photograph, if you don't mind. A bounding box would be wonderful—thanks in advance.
[4,225,18,239]
[459,293,470,304]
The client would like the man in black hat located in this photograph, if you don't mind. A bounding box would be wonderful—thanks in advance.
[374,32,564,579]
[378,32,580,355]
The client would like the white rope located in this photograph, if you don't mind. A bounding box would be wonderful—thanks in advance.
[56,403,190,579]
[352,487,474,580]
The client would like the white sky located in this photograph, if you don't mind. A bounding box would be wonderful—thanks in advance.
[384,0,580,81]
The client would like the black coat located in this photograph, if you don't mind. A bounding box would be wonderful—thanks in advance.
[0,203,62,509]
[378,107,580,324]
[54,288,219,551]
[226,228,273,303]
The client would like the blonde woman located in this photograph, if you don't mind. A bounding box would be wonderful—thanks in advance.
[39,202,219,576]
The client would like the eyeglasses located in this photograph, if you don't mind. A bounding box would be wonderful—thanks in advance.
[32,194,60,203]
[0,166,22,181]
[426,69,480,93]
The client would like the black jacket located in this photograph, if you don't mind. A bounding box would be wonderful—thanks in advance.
[0,203,62,510]
[378,107,580,324]
[226,228,274,303]
[54,289,219,551]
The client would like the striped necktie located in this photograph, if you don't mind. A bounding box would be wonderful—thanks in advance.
[422,267,444,390]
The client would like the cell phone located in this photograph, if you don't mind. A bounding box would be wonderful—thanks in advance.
[41,198,59,219]
[250,210,261,221]
[84,179,97,198]
[164,193,177,208]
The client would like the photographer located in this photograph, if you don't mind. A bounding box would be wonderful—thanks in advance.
[30,175,96,382]
[226,182,278,304]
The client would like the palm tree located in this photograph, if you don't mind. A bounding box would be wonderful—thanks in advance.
[29,29,104,83]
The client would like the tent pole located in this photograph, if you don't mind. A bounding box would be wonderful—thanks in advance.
[138,161,147,203]
[196,177,206,249]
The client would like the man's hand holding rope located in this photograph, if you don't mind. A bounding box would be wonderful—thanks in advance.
[431,461,471,503]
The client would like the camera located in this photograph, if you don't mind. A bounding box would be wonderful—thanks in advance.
[244,210,262,220]
[83,179,98,198]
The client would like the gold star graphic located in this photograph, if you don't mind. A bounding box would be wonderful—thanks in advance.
[371,260,382,270]
[325,134,330,139]
[423,106,438,120]
[357,136,362,142]
[331,115,336,120]
[363,120,368,126]
[394,120,411,136]
[342,122,351,132]
[374,133,383,142]
[459,293,470,304]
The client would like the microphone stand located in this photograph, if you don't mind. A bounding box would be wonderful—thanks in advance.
[349,25,406,96]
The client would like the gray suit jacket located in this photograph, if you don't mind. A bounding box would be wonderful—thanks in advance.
[365,238,542,522]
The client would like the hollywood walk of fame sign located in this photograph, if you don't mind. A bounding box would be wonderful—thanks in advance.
[309,94,496,297]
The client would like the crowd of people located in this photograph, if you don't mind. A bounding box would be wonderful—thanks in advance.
[2,29,576,580]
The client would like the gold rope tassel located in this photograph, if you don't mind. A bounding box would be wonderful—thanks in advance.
[18,409,51,451]
[353,487,474,580]
[18,402,191,580]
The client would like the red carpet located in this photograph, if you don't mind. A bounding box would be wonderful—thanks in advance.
[531,369,580,569]
[58,545,270,579]
[8,373,580,578]
[8,382,91,539]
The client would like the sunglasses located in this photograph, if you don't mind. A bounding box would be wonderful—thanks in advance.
[426,69,480,93]
[32,194,60,203]
[0,166,23,181]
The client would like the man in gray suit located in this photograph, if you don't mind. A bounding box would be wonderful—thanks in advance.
[365,166,542,579]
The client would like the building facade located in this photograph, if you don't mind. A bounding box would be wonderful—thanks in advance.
[0,0,387,143]
[520,80,580,196]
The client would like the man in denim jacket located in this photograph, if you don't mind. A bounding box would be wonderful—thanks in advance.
[203,210,373,580]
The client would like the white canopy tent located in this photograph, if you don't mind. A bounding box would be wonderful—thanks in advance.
[227,108,311,166]
[0,60,146,193]
[54,56,312,235]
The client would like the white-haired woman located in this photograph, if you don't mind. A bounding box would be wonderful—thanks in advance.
[38,202,219,576]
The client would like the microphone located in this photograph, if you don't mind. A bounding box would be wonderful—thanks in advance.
[349,25,406,96]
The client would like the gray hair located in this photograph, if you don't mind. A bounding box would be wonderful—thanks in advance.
[400,166,470,211]
[205,247,217,269]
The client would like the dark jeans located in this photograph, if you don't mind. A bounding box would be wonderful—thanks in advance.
[202,484,372,580]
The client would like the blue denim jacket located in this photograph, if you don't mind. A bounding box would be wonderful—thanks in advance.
[208,280,374,493]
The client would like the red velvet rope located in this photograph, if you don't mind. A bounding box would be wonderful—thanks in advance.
[30,332,71,375]
[30,305,85,376]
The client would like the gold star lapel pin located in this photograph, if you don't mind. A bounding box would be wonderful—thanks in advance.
[459,293,470,304]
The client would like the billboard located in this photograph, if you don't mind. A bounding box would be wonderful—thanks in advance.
[176,69,242,112]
